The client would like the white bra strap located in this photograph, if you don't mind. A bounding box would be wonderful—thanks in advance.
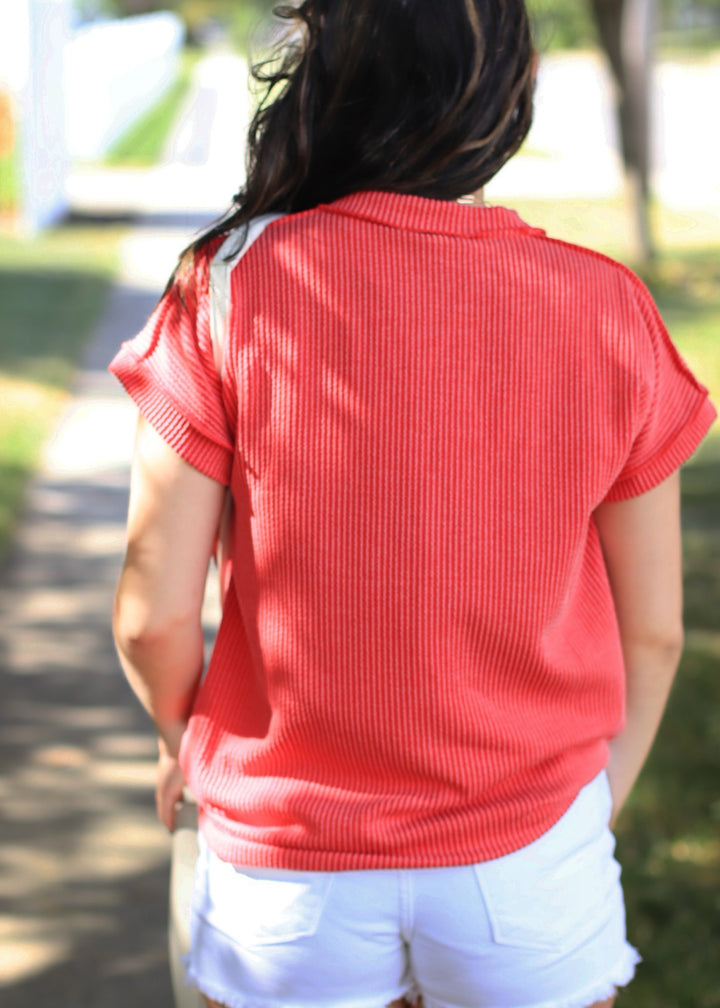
[208,213,285,371]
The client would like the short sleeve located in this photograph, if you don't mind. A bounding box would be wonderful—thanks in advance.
[109,241,233,485]
[604,274,716,502]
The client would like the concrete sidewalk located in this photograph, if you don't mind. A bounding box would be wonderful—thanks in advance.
[0,50,245,1007]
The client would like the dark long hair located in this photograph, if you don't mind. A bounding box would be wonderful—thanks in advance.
[190,0,535,257]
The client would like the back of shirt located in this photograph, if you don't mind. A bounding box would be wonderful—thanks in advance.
[110,190,715,870]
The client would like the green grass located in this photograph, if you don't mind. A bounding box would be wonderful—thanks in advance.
[0,224,122,558]
[104,50,198,167]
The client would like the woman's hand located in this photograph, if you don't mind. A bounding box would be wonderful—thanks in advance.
[156,736,188,832]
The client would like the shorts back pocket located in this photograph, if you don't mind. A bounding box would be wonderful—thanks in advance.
[196,851,335,947]
[473,776,621,954]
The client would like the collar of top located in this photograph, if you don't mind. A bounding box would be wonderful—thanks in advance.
[320,190,539,238]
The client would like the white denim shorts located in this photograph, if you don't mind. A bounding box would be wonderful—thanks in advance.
[185,771,640,1008]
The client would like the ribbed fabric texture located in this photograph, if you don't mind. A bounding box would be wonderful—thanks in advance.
[110,191,715,870]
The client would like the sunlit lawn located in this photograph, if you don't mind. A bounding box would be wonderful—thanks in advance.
[0,194,718,1001]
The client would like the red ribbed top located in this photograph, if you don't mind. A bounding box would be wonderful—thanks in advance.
[110,191,715,869]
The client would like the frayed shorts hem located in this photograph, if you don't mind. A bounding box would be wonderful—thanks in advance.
[186,947,640,1008]
[420,944,641,1008]
[185,963,409,1008]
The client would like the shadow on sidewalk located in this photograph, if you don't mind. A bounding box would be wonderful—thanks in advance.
[0,271,202,1004]
[0,460,175,1005]
[0,454,220,1007]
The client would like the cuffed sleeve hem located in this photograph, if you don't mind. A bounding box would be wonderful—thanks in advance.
[110,354,233,486]
[604,395,716,502]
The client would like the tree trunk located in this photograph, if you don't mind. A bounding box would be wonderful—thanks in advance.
[589,0,657,262]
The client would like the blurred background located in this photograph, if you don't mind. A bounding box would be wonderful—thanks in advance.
[0,2,718,1006]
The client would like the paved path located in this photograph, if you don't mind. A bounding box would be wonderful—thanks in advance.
[1,45,718,1008]
[0,50,243,1008]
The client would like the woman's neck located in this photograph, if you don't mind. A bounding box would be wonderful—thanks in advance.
[457,189,485,206]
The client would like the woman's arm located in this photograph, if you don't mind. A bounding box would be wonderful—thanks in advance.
[594,470,685,827]
[113,416,226,824]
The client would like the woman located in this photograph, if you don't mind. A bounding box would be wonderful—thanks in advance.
[110,2,715,1007]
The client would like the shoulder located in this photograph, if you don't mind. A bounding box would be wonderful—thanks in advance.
[525,230,667,352]
[529,230,649,298]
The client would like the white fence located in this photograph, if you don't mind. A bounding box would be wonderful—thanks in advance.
[65,12,184,161]
[0,3,184,232]
[0,0,70,232]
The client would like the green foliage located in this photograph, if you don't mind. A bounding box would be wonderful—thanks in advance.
[526,0,597,50]
[72,0,120,19]
[527,0,720,52]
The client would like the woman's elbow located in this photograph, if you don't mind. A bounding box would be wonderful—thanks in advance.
[112,579,195,659]
[659,626,685,664]
[113,590,156,659]
[622,624,685,671]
